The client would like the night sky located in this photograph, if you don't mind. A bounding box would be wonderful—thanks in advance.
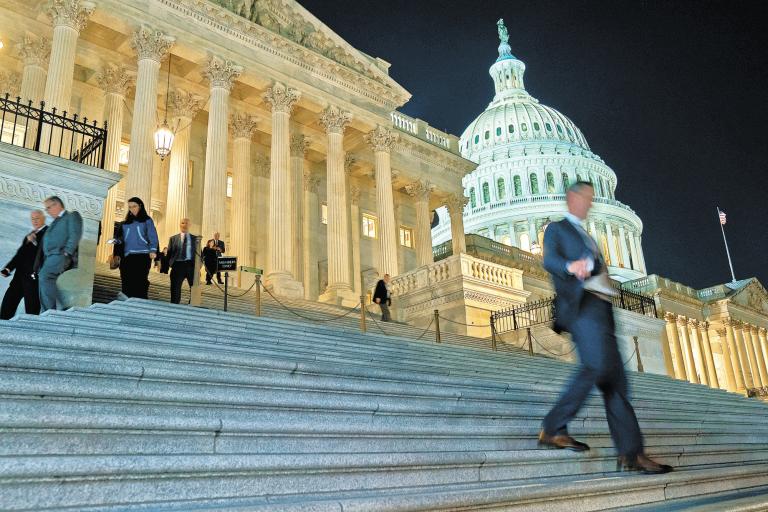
[300,0,768,289]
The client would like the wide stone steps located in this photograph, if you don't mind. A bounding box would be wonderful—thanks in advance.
[1,299,768,510]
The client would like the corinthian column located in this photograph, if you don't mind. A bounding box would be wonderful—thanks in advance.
[699,322,719,389]
[688,320,708,386]
[365,126,399,276]
[302,171,320,300]
[405,179,434,267]
[733,322,755,389]
[229,111,258,285]
[263,83,303,297]
[43,0,94,111]
[677,317,699,384]
[253,155,270,273]
[627,230,641,271]
[664,313,687,380]
[605,223,619,267]
[200,56,242,240]
[290,134,310,283]
[748,325,768,388]
[634,233,647,273]
[319,105,355,305]
[617,224,631,269]
[95,65,133,263]
[715,327,736,391]
[724,320,746,392]
[349,183,362,295]
[163,90,203,244]
[446,193,469,256]
[125,26,174,203]
[760,328,768,378]
[16,36,50,103]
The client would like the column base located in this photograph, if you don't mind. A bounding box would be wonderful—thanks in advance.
[265,272,304,299]
[319,284,359,308]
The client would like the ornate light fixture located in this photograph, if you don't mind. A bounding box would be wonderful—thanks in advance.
[154,53,174,159]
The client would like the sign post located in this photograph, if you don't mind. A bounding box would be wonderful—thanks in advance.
[217,257,238,312]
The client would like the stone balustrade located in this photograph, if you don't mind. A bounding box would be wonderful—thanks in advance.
[390,110,458,153]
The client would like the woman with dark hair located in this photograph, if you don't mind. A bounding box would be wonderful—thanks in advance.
[202,239,219,285]
[112,197,159,299]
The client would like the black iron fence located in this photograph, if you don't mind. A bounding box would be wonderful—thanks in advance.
[0,93,107,168]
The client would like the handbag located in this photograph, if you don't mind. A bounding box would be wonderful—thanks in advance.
[108,254,121,270]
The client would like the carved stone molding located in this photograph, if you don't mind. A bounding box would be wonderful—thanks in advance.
[344,153,356,175]
[16,36,51,67]
[96,65,133,97]
[405,179,433,201]
[688,319,699,328]
[445,193,469,215]
[349,184,361,205]
[0,172,102,219]
[46,0,94,32]
[290,134,310,157]
[675,316,688,327]
[131,26,175,63]
[716,327,727,337]
[254,154,270,178]
[663,311,677,323]
[319,105,351,134]
[230,111,258,139]
[263,82,300,114]
[365,125,398,153]
[203,55,243,91]
[169,89,204,120]
[303,169,320,193]
[0,72,21,98]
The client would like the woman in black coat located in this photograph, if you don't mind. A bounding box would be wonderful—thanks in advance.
[202,239,218,285]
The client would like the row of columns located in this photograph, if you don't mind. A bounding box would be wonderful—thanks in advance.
[663,313,768,393]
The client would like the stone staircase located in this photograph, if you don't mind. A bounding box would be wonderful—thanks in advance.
[1,296,768,510]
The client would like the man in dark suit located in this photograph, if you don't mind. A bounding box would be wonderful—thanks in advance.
[212,231,225,284]
[373,273,392,322]
[38,196,82,312]
[167,218,198,304]
[539,182,671,474]
[1,210,48,319]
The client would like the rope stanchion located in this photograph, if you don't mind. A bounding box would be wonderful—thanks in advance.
[434,310,441,343]
[530,331,577,357]
[259,281,361,323]
[623,346,637,367]
[437,314,491,328]
[254,274,261,317]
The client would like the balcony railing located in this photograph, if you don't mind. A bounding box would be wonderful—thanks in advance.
[390,111,458,154]
[0,93,107,169]
[468,193,637,216]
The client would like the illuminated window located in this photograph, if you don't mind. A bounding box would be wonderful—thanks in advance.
[320,203,328,224]
[482,182,490,203]
[362,213,377,238]
[521,123,528,132]
[484,130,490,140]
[496,177,506,199]
[226,174,233,198]
[508,124,515,133]
[513,175,522,196]
[474,135,479,144]
[118,142,130,166]
[495,127,501,136]
[399,226,413,247]
[533,122,540,131]
[546,172,555,194]
[530,173,539,194]
[545,123,553,132]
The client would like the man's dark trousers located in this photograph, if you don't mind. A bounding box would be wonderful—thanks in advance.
[170,260,194,304]
[542,292,643,457]
[0,273,40,319]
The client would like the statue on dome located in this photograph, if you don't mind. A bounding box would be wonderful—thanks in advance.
[497,19,509,44]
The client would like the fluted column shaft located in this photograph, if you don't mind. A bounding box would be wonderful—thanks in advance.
[725,322,746,391]
[163,115,192,243]
[447,194,468,256]
[699,323,719,389]
[741,324,762,388]
[748,326,768,387]
[350,185,362,295]
[760,329,768,378]
[716,328,736,391]
[634,233,647,273]
[627,231,641,271]
[605,223,619,267]
[229,114,256,285]
[302,173,319,300]
[44,27,78,111]
[733,323,754,389]
[406,180,433,267]
[617,225,631,269]
[17,37,50,104]
[688,321,708,386]
[290,135,309,283]
[95,67,131,263]
[662,313,681,378]
[374,151,399,275]
[588,220,597,240]
[677,318,699,384]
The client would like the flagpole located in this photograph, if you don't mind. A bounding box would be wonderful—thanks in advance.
[717,207,736,283]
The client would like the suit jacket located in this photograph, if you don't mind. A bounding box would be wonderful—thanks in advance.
[4,226,48,278]
[213,239,225,253]
[39,210,82,271]
[167,232,198,267]
[373,279,391,305]
[542,218,605,332]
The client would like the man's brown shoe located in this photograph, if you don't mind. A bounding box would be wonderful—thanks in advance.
[617,453,673,474]
[537,430,590,452]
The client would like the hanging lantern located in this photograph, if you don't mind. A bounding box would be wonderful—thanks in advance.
[154,120,174,160]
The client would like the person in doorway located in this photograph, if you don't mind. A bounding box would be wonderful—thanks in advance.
[166,218,198,304]
[0,209,48,319]
[538,181,672,474]
[37,196,82,312]
[373,273,392,322]
[113,197,159,299]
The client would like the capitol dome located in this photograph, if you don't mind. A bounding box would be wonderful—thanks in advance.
[433,19,648,283]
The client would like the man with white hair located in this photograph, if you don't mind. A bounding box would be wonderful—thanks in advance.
[0,210,48,319]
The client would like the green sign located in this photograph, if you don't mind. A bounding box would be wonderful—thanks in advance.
[240,265,263,275]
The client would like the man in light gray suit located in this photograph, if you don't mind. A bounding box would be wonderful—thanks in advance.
[37,196,83,312]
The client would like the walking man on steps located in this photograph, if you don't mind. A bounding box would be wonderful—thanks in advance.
[373,274,392,322]
[538,181,672,475]
[0,209,48,319]
[167,218,198,304]
[38,196,82,313]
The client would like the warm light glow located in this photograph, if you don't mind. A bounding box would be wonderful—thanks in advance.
[0,40,5,50]
[530,241,542,255]
[118,142,130,165]
[154,121,174,160]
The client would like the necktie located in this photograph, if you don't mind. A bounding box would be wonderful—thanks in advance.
[181,234,188,261]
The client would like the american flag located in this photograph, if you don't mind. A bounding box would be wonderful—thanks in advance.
[719,210,727,225]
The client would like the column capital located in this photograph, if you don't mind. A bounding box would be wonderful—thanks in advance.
[96,65,133,97]
[264,82,300,114]
[290,134,310,157]
[676,316,688,327]
[748,324,759,334]
[131,26,175,63]
[0,72,21,98]
[46,0,94,32]
[716,327,727,337]
[255,154,270,179]
[169,89,204,120]
[405,179,433,201]
[365,125,398,153]
[303,169,320,193]
[445,193,469,215]
[350,184,361,205]
[702,321,710,330]
[664,311,677,323]
[688,318,699,328]
[344,153,356,175]
[16,36,51,67]
[203,55,242,91]
[319,105,351,134]
[230,111,258,140]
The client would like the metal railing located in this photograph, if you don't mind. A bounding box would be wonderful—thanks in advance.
[0,93,107,169]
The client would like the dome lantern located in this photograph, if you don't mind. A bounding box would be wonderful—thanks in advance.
[490,19,527,100]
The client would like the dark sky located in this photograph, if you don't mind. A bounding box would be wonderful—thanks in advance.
[300,0,768,289]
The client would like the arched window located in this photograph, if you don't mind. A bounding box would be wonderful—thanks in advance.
[508,124,515,134]
[533,122,541,131]
[469,188,476,209]
[546,172,555,194]
[474,135,479,145]
[482,182,491,203]
[521,122,528,132]
[484,130,490,140]
[561,172,570,191]
[513,175,522,196]
[530,173,539,195]
[545,123,553,132]
[497,177,506,200]
[495,127,502,136]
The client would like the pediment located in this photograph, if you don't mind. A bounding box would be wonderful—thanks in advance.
[729,279,768,313]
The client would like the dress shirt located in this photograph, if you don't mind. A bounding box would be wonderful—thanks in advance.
[564,213,596,273]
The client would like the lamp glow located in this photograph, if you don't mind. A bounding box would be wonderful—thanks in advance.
[154,121,174,160]
[530,241,542,255]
